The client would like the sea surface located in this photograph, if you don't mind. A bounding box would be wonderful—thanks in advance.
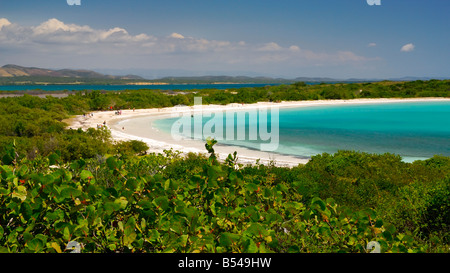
[0,83,279,92]
[153,101,450,162]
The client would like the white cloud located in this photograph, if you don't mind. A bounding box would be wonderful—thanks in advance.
[32,18,92,36]
[368,43,377,47]
[12,18,153,45]
[401,43,415,52]
[337,51,367,62]
[0,18,376,75]
[257,42,282,52]
[289,45,301,52]
[0,18,11,30]
[169,32,185,39]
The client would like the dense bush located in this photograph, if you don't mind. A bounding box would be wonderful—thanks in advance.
[1,140,446,253]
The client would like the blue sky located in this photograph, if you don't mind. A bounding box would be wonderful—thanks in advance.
[0,0,449,79]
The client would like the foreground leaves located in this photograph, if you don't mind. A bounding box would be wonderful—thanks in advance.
[0,147,440,253]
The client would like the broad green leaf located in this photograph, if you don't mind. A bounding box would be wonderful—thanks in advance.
[63,227,71,241]
[27,238,44,253]
[318,226,331,236]
[148,229,160,242]
[80,170,93,181]
[22,231,33,243]
[50,242,62,253]
[124,217,136,237]
[219,232,240,247]
[106,157,118,170]
[184,207,198,219]
[164,179,171,191]
[243,238,258,253]
[138,200,152,210]
[245,223,268,238]
[123,217,137,246]
[12,185,27,202]
[276,183,288,193]
[126,178,137,191]
[375,219,384,228]
[179,234,189,248]
[228,171,237,182]
[114,196,129,210]
[245,183,258,193]
[383,231,393,241]
[48,153,60,166]
[153,196,169,210]
[18,165,28,177]
[60,186,82,199]
[311,197,326,211]
[245,206,260,222]
[264,188,273,198]
[384,224,396,234]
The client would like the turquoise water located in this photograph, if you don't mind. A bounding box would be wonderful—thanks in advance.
[153,101,450,162]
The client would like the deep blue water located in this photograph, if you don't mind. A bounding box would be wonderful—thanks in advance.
[0,83,279,92]
[153,101,450,162]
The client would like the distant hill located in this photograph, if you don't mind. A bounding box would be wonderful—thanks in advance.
[0,64,145,85]
[1,64,447,85]
[154,75,358,84]
[157,75,292,84]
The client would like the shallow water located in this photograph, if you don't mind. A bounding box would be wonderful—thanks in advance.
[153,101,450,162]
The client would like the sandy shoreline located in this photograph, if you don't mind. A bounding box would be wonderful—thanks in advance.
[66,97,450,167]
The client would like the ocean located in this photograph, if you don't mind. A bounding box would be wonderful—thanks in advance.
[0,83,279,92]
[153,101,450,162]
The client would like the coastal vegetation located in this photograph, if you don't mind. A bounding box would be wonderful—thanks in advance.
[0,79,449,253]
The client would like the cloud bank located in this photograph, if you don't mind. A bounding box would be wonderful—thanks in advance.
[0,18,374,77]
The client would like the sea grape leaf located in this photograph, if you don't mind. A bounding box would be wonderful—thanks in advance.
[245,206,260,222]
[104,201,121,215]
[178,234,189,248]
[27,238,44,253]
[60,186,82,199]
[50,242,62,253]
[153,196,169,211]
[17,165,28,177]
[48,153,60,166]
[243,238,258,253]
[138,200,152,210]
[80,170,93,181]
[164,179,171,191]
[245,223,268,238]
[383,231,393,241]
[311,197,326,211]
[123,217,137,246]
[219,232,240,247]
[106,157,118,170]
[114,196,128,210]
[245,183,258,193]
[12,185,27,202]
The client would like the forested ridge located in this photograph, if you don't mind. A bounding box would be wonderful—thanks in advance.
[0,80,449,253]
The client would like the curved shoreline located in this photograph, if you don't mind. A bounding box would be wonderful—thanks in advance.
[66,97,450,167]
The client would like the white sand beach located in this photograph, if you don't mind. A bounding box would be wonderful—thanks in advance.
[66,97,450,167]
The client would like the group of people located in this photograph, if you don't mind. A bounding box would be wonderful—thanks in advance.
[83,113,94,118]
[97,120,107,129]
